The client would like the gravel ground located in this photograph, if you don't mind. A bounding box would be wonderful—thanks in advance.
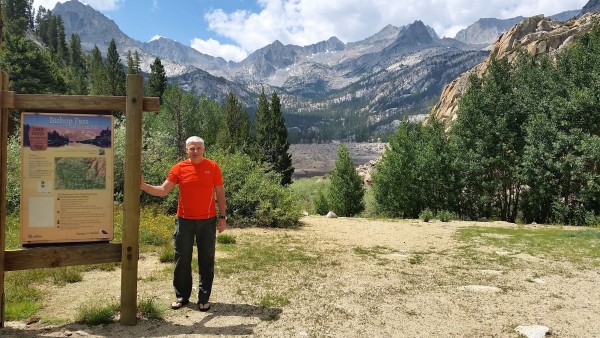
[3,216,599,337]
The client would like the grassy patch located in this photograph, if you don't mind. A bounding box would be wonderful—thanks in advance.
[158,244,175,263]
[259,294,291,307]
[5,215,21,250]
[353,245,395,258]
[76,300,119,325]
[408,253,425,265]
[215,234,318,276]
[52,267,83,286]
[138,297,164,320]
[353,245,399,265]
[5,267,79,320]
[455,226,600,268]
[217,233,237,244]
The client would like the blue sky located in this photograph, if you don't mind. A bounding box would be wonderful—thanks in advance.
[33,0,590,62]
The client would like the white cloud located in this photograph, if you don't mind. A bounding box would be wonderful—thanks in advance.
[191,38,249,62]
[202,0,588,54]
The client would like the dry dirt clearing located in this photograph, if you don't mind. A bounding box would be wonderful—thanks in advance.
[2,216,599,337]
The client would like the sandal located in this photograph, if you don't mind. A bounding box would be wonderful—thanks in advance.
[198,302,211,312]
[171,298,189,310]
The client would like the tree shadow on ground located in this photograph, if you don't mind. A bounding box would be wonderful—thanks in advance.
[1,302,283,337]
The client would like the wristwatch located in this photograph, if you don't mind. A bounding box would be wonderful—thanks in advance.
[218,215,226,220]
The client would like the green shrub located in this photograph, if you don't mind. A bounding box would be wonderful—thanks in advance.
[584,212,600,227]
[438,210,453,222]
[419,208,434,222]
[314,189,329,215]
[211,150,301,228]
[289,177,330,214]
[360,185,380,218]
[139,208,173,246]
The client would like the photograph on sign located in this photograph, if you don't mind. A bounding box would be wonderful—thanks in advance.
[20,113,114,245]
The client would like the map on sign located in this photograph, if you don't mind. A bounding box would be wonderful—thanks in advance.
[54,157,107,190]
[20,112,114,245]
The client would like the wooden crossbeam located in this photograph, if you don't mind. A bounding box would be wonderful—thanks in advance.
[3,243,122,271]
[1,91,160,112]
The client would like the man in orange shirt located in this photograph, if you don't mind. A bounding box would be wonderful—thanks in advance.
[141,136,226,312]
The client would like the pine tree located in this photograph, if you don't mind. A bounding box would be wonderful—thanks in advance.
[253,90,294,185]
[105,39,126,96]
[67,33,85,68]
[34,6,50,44]
[252,88,270,159]
[155,85,198,160]
[65,33,88,94]
[218,92,250,152]
[55,16,67,61]
[147,57,167,102]
[126,50,141,74]
[126,50,134,74]
[328,144,364,216]
[269,92,294,185]
[0,34,67,94]
[133,51,141,73]
[197,95,223,147]
[2,0,32,36]
[88,45,106,95]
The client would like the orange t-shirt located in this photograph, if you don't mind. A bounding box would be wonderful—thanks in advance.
[167,158,224,219]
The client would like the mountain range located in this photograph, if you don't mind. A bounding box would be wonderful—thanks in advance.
[51,0,597,141]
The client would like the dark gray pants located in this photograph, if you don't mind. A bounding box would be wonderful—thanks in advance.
[173,217,217,303]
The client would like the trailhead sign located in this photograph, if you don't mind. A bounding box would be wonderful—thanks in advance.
[20,113,114,245]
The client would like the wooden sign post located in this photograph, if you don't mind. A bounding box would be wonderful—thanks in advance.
[0,71,160,326]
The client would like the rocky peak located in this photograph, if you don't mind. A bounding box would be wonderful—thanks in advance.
[400,20,436,44]
[427,12,600,131]
[233,40,301,80]
[305,37,345,54]
[454,17,525,46]
[54,0,130,50]
[380,20,437,57]
[582,0,600,14]
[141,37,228,74]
